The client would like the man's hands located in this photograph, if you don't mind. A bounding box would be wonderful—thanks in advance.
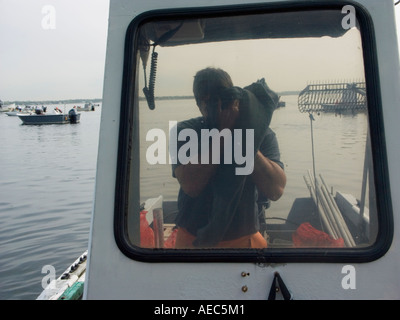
[198,97,240,130]
[217,99,240,130]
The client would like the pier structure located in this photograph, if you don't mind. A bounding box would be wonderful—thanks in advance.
[298,81,367,113]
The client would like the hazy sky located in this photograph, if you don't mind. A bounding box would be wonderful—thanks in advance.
[0,0,399,101]
[0,0,109,101]
[149,28,366,96]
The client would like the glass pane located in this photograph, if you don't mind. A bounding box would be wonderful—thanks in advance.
[130,9,377,250]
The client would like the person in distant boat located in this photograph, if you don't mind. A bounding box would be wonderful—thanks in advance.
[35,106,43,115]
[170,67,286,249]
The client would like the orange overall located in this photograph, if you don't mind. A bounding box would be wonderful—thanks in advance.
[175,227,267,249]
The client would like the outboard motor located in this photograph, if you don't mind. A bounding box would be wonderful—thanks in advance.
[68,108,78,123]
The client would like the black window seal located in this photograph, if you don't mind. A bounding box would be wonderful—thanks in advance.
[113,0,393,263]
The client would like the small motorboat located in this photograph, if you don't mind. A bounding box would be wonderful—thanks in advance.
[17,111,81,125]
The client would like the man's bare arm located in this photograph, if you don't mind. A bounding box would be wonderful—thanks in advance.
[251,150,286,201]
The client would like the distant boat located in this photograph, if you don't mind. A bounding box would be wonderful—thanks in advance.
[77,102,98,112]
[0,103,16,112]
[17,112,81,125]
[5,105,32,116]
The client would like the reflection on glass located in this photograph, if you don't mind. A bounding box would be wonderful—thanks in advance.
[130,10,377,250]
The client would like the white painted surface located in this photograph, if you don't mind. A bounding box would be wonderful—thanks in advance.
[84,0,400,299]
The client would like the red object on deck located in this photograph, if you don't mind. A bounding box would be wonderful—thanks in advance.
[292,222,344,248]
[164,228,178,248]
[140,210,155,248]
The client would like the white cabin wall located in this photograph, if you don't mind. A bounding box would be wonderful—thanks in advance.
[372,0,400,239]
[370,0,400,298]
[84,0,400,299]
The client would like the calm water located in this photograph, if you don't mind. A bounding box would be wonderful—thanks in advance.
[0,105,100,300]
[0,97,368,300]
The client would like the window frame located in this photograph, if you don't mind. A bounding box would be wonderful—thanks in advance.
[113,0,393,263]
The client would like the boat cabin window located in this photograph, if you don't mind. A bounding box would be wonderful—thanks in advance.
[115,4,392,262]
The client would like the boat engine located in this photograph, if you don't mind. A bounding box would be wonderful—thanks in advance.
[68,108,78,123]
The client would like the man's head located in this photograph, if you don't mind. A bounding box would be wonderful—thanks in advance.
[193,68,233,121]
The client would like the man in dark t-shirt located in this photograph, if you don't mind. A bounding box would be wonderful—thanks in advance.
[170,68,286,248]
